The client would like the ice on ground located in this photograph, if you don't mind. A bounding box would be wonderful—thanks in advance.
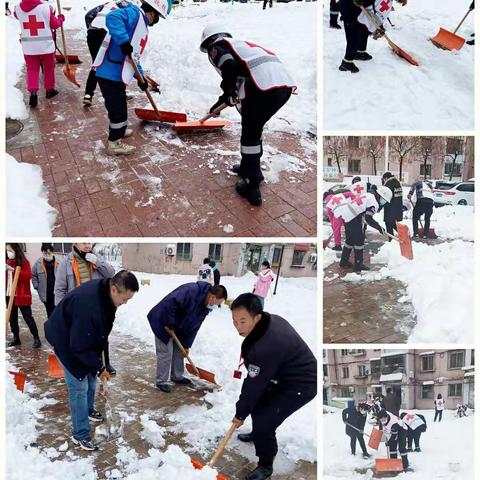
[6,153,57,236]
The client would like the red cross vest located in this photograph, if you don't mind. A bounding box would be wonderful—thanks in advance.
[15,4,55,55]
[435,398,445,410]
[421,182,434,200]
[402,414,425,430]
[382,412,407,435]
[91,1,121,30]
[211,38,296,94]
[349,181,369,196]
[358,0,393,33]
[327,192,378,223]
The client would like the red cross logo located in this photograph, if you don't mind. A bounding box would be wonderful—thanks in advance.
[379,0,390,12]
[140,35,148,54]
[353,184,364,194]
[23,15,45,36]
[331,196,342,205]
[406,414,415,421]
[110,6,117,10]
[245,41,275,56]
[353,196,364,206]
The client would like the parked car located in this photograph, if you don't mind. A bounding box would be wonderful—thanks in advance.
[433,181,475,206]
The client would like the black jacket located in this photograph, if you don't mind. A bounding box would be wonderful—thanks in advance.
[235,313,317,420]
[44,279,116,380]
[382,176,404,223]
[384,392,401,417]
[342,407,367,436]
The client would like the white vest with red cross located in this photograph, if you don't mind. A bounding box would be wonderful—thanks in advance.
[402,413,425,431]
[15,3,55,55]
[382,412,407,435]
[349,181,369,196]
[358,0,393,33]
[328,192,378,223]
[435,398,445,410]
[212,38,296,93]
[91,1,121,30]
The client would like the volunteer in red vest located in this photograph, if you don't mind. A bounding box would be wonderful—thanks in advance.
[377,409,410,472]
[31,243,59,318]
[327,186,391,271]
[14,0,65,108]
[200,25,296,206]
[407,179,434,239]
[399,412,427,452]
[433,393,445,422]
[93,0,170,155]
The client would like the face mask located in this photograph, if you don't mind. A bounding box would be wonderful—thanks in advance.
[6,251,15,260]
[380,418,387,425]
[207,304,216,311]
[43,255,54,261]
[379,198,387,206]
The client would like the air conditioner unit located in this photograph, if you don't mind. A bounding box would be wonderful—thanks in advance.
[309,253,317,263]
[349,386,355,393]
[165,244,176,256]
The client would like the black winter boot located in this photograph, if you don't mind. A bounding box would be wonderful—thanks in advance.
[355,51,373,61]
[339,246,353,268]
[29,91,38,107]
[354,249,369,271]
[231,163,243,176]
[32,336,41,348]
[46,88,59,99]
[245,466,273,480]
[236,179,262,206]
[339,60,359,73]
[8,335,21,347]
[330,13,342,29]
[237,432,253,442]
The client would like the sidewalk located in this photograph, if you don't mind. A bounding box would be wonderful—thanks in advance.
[6,33,317,238]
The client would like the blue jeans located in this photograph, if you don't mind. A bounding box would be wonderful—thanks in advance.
[255,295,265,308]
[59,360,97,441]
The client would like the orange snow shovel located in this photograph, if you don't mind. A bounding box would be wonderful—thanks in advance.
[384,223,413,260]
[55,45,81,64]
[130,58,187,123]
[174,103,232,133]
[165,326,220,386]
[360,6,419,66]
[9,371,27,392]
[345,422,382,450]
[56,0,80,87]
[323,233,334,249]
[48,353,64,378]
[5,266,21,334]
[191,422,237,480]
[375,458,404,473]
[431,6,474,51]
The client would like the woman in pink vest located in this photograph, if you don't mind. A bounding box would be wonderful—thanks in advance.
[14,0,64,107]
[253,260,275,308]
[434,393,445,422]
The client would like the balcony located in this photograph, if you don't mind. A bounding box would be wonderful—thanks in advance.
[349,350,366,357]
[353,374,368,379]
[382,366,406,375]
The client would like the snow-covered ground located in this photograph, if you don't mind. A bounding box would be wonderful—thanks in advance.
[323,0,474,129]
[323,406,474,480]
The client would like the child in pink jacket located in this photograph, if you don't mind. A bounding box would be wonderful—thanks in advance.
[253,260,275,308]
[14,0,64,108]
[324,189,355,250]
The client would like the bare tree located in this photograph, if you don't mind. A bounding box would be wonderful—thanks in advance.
[416,137,433,180]
[324,136,348,176]
[365,136,384,176]
[389,136,419,182]
[445,138,463,181]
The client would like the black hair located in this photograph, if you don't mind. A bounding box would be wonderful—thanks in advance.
[209,260,216,267]
[352,176,362,184]
[262,260,271,269]
[141,2,156,13]
[437,393,442,399]
[386,387,393,394]
[111,270,139,292]
[231,293,263,316]
[201,32,232,51]
[382,171,393,179]
[41,243,54,252]
[203,257,210,264]
[399,412,407,419]
[209,285,228,300]
[323,188,334,201]
[6,243,26,267]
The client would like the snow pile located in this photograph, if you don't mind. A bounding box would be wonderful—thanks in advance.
[140,414,166,448]
[6,153,57,236]
[323,248,339,269]
[430,205,475,241]
[324,0,474,129]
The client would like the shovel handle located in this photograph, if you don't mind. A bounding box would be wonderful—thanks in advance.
[56,0,70,69]
[165,327,200,376]
[208,423,237,468]
[6,267,21,334]
[129,58,161,117]
[359,5,396,49]
[345,421,370,437]
[199,103,228,123]
[453,8,473,34]
[384,231,400,242]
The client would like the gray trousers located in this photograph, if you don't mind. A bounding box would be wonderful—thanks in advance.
[155,336,185,385]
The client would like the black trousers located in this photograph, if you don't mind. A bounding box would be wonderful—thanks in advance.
[407,429,422,449]
[85,28,107,97]
[342,19,369,61]
[385,220,398,238]
[387,429,409,470]
[251,384,316,467]
[345,215,365,249]
[434,409,443,422]
[262,0,272,7]
[330,0,340,14]
[6,297,39,338]
[43,297,56,318]
[98,77,128,141]
[349,432,368,455]
[413,199,433,236]
[239,86,292,184]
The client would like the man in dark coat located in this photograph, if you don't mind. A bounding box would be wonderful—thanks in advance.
[381,172,404,238]
[44,271,139,451]
[147,281,228,393]
[231,293,317,480]
[384,387,401,416]
[342,400,371,457]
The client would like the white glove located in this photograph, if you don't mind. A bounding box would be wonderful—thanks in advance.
[6,264,14,272]
[85,253,97,265]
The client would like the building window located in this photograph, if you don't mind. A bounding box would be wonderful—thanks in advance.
[358,365,367,377]
[370,360,381,375]
[340,387,351,398]
[446,137,463,155]
[176,243,192,261]
[471,350,475,366]
[327,158,332,167]
[348,137,360,148]
[323,364,328,377]
[208,244,223,262]
[422,384,434,399]
[420,164,432,177]
[448,383,463,397]
[272,247,282,267]
[421,355,434,372]
[357,387,367,399]
[291,250,306,267]
[341,349,349,356]
[52,243,73,254]
[444,163,462,176]
[342,367,349,379]
[449,351,465,369]
[348,159,361,173]
[382,354,406,374]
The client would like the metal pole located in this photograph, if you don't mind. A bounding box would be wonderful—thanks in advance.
[273,245,284,295]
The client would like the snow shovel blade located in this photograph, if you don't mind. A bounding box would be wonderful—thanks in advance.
[9,371,27,392]
[48,353,64,378]
[418,227,437,239]
[63,64,80,88]
[395,222,414,260]
[191,459,230,480]
[388,40,419,66]
[185,363,219,386]
[55,54,82,64]
[375,458,404,473]
[134,108,187,123]
[174,119,231,133]
[368,427,383,450]
[431,28,466,51]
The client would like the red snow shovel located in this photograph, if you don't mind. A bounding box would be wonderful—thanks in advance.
[375,458,404,473]
[409,200,437,238]
[56,0,80,87]
[55,45,81,65]
[431,7,473,51]
[174,103,232,133]
[130,58,187,123]
[191,422,237,480]
[5,266,21,334]
[345,422,382,450]
[9,371,27,392]
[48,353,64,378]
[360,6,419,66]
[165,327,220,386]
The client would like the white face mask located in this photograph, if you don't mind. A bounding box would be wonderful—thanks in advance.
[381,418,388,425]
[6,251,15,260]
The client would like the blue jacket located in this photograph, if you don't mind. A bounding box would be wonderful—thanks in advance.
[95,3,145,82]
[44,279,116,380]
[148,282,212,348]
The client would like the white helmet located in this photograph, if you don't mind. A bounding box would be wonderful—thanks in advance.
[143,0,170,19]
[377,186,393,203]
[200,23,232,52]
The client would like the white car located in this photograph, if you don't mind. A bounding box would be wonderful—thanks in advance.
[433,182,475,206]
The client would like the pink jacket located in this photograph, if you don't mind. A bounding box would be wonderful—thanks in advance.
[253,269,275,298]
[15,0,65,29]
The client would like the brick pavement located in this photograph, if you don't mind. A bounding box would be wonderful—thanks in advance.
[6,295,317,480]
[6,32,317,238]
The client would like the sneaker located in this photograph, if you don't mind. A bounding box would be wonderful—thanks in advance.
[172,377,193,385]
[414,447,421,452]
[83,94,93,107]
[107,139,136,155]
[354,263,370,272]
[156,383,172,393]
[88,409,104,423]
[29,91,38,108]
[46,89,59,99]
[8,337,21,347]
[71,436,99,451]
[407,447,413,452]
[123,128,133,138]
[339,60,359,73]
[355,51,373,61]
[33,337,41,349]
[106,365,117,375]
[412,233,419,238]
[237,432,253,442]
[236,179,262,206]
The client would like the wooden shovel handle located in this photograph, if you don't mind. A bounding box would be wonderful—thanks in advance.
[345,421,370,437]
[199,103,228,123]
[359,5,397,49]
[385,231,400,242]
[55,0,70,69]
[129,58,161,117]
[165,327,200,376]
[208,423,237,468]
[6,267,21,334]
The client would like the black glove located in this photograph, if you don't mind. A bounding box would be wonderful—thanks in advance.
[137,78,148,91]
[372,25,386,40]
[120,42,133,57]
[209,91,238,114]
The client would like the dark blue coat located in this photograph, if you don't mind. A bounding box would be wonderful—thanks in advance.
[44,279,115,380]
[147,282,212,348]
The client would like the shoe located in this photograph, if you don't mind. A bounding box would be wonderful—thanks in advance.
[107,139,136,155]
[33,337,41,349]
[237,432,253,442]
[156,383,172,393]
[123,128,133,138]
[46,89,59,99]
[231,163,242,175]
[331,244,342,251]
[339,60,359,73]
[83,94,93,107]
[355,51,373,61]
[106,365,116,375]
[172,377,193,385]
[236,179,262,206]
[407,447,413,452]
[362,453,371,458]
[412,233,419,238]
[245,466,273,480]
[354,249,370,272]
[467,39,475,46]
[8,336,21,347]
[29,91,38,108]
[71,436,98,451]
[414,447,421,452]
[330,14,342,29]
[88,409,104,422]
[339,246,353,268]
